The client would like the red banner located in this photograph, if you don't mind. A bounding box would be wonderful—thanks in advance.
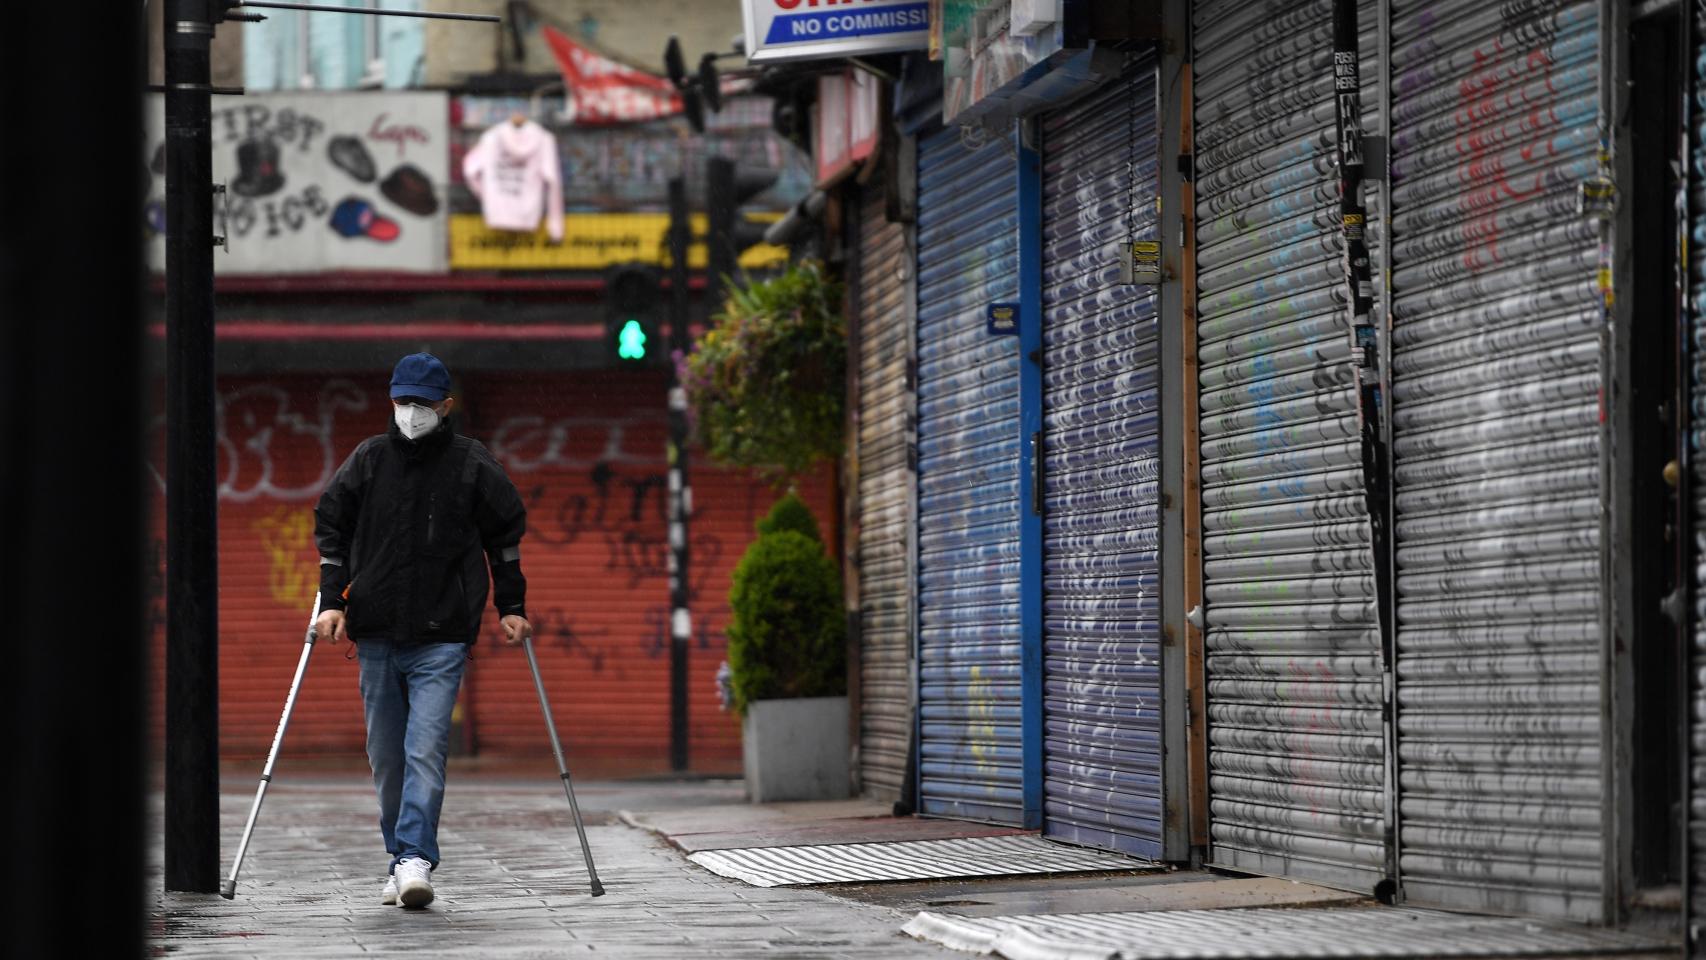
[542,26,683,125]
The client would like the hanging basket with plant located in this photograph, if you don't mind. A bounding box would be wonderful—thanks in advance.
[677,259,846,479]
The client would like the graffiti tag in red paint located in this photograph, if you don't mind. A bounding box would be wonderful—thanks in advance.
[368,113,431,157]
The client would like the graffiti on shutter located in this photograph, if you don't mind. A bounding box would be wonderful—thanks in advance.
[1191,0,1389,891]
[1039,57,1167,857]
[915,125,1024,823]
[1388,1,1606,920]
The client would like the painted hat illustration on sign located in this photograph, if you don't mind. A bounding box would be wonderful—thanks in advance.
[328,135,376,183]
[380,164,438,217]
[231,138,285,197]
[329,196,401,242]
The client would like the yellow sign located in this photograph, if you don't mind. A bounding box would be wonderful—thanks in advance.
[449,212,789,271]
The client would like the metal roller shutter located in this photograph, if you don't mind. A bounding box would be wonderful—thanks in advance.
[914,125,1024,823]
[144,370,836,772]
[459,372,678,767]
[459,371,837,773]
[1191,0,1389,890]
[148,375,397,759]
[1038,57,1165,857]
[1387,1,1606,919]
[856,179,917,801]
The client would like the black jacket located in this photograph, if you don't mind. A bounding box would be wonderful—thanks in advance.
[314,418,527,645]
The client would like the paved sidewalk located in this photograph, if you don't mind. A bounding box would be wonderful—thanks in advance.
[150,776,1681,960]
[149,776,957,959]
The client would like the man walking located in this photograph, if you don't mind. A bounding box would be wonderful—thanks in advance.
[313,352,531,909]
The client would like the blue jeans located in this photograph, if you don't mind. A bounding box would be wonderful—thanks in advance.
[356,641,467,873]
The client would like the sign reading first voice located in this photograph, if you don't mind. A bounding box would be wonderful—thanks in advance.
[743,0,929,63]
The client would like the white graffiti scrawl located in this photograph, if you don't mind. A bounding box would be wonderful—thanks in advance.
[489,413,667,472]
[148,380,371,502]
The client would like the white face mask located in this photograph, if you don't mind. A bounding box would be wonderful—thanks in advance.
[393,402,441,440]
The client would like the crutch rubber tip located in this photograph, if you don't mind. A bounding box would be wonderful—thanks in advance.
[219,881,236,900]
[590,881,605,897]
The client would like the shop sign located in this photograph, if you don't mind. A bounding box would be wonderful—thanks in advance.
[743,0,930,64]
[815,69,882,185]
[144,92,450,274]
[448,212,787,271]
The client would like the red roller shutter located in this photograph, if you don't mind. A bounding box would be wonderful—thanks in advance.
[453,371,676,771]
[146,369,836,774]
[147,374,389,760]
[447,370,835,775]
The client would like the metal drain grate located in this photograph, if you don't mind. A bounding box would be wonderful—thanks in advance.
[903,906,1671,959]
[687,834,1149,887]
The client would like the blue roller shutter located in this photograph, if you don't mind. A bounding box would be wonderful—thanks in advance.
[1039,56,1165,857]
[1387,1,1606,920]
[1191,0,1390,892]
[914,125,1024,824]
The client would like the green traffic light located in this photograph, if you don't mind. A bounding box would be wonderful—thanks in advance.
[617,318,647,360]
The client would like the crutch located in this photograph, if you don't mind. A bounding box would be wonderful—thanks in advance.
[520,633,606,896]
[221,592,322,899]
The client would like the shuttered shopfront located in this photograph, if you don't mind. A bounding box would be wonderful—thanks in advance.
[146,374,380,758]
[1194,0,1392,893]
[1038,56,1166,857]
[854,176,918,802]
[1190,0,1389,891]
[914,124,1025,823]
[1387,1,1607,919]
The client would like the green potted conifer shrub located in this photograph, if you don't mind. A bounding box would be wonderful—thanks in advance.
[723,493,848,802]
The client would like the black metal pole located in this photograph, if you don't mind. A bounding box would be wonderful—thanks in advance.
[667,176,693,772]
[163,0,222,893]
[1332,0,1396,893]
[706,156,737,308]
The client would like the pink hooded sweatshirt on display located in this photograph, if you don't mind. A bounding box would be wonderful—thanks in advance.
[462,119,564,242]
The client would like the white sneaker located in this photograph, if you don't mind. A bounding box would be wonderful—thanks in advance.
[395,857,434,908]
[381,875,398,905]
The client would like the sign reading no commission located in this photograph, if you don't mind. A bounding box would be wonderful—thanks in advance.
[742,0,929,63]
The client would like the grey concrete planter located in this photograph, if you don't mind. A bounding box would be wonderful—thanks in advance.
[741,696,850,803]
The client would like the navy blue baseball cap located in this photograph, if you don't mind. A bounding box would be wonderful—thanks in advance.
[390,352,451,402]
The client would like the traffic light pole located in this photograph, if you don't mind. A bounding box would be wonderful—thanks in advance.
[706,156,737,305]
[163,0,221,894]
[667,177,693,772]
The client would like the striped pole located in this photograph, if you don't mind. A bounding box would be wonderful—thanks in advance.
[667,176,693,772]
